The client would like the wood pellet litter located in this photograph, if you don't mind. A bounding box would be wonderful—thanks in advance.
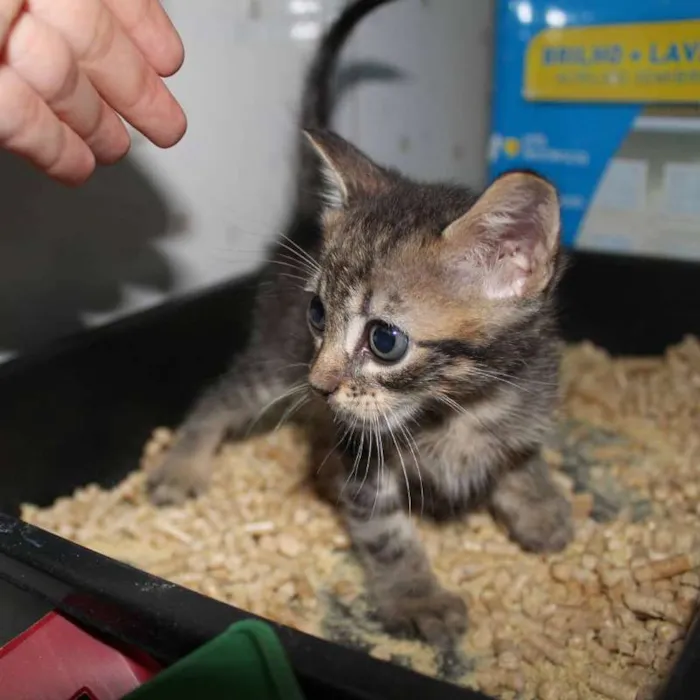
[21,336,700,700]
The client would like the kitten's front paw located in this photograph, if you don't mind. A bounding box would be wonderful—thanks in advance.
[146,452,211,506]
[506,491,573,553]
[376,586,468,648]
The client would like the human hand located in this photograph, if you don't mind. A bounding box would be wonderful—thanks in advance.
[0,0,186,185]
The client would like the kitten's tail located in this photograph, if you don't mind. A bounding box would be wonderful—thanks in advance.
[294,0,397,217]
[300,0,397,130]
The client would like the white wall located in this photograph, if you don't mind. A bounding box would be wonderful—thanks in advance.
[0,0,493,361]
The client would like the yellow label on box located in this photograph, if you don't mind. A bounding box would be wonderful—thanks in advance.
[524,19,700,102]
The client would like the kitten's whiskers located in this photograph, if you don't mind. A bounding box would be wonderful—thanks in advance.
[316,422,354,476]
[371,415,386,521]
[358,415,374,495]
[433,390,502,444]
[277,235,321,275]
[382,411,412,519]
[245,382,308,437]
[274,392,310,431]
[390,410,425,517]
[339,415,362,499]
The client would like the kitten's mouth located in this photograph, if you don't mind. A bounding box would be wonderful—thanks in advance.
[326,399,412,435]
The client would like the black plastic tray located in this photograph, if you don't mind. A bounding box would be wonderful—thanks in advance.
[1,251,699,700]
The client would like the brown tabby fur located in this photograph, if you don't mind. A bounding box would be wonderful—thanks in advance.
[147,0,573,648]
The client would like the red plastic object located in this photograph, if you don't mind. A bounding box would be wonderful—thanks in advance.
[0,611,160,700]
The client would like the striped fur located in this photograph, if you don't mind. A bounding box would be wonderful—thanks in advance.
[148,2,572,648]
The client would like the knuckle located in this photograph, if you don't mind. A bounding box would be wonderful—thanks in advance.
[125,64,159,113]
[7,15,79,106]
[10,82,43,139]
[81,97,107,142]
[43,127,69,174]
[40,51,80,107]
[48,59,81,106]
[81,5,116,64]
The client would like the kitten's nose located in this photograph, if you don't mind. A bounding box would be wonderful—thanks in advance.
[309,366,341,397]
[310,382,336,398]
[309,377,339,397]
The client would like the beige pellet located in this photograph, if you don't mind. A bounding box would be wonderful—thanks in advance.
[675,531,697,553]
[550,561,576,583]
[542,447,564,468]
[624,592,685,625]
[455,563,491,582]
[153,520,194,545]
[581,553,598,571]
[493,637,517,655]
[521,591,546,618]
[599,566,633,589]
[492,568,512,592]
[463,540,484,553]
[497,650,520,671]
[632,641,657,666]
[526,634,567,666]
[588,640,613,665]
[586,672,637,700]
[568,634,586,650]
[653,578,673,591]
[471,625,494,651]
[481,588,504,613]
[244,520,276,535]
[633,553,696,583]
[537,680,580,700]
[586,531,607,557]
[519,639,541,667]
[679,572,700,588]
[277,534,303,558]
[613,603,640,628]
[658,589,676,603]
[677,585,698,610]
[481,670,525,695]
[551,561,598,591]
[656,622,684,644]
[653,529,676,552]
[636,683,660,700]
[482,540,519,556]
[598,628,635,656]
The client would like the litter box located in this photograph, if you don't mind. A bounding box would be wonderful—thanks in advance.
[0,251,699,700]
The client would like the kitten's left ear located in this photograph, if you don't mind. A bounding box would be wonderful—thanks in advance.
[304,129,393,209]
[442,171,561,299]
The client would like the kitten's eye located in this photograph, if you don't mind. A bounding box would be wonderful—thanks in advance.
[308,295,326,331]
[368,322,409,363]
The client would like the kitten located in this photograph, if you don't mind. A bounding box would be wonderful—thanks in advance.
[147,0,574,647]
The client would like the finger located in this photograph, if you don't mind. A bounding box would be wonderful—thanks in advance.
[102,0,184,77]
[0,0,24,45]
[5,12,130,164]
[29,0,186,148]
[0,66,95,184]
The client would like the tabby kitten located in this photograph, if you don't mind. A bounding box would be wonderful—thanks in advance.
[147,5,573,649]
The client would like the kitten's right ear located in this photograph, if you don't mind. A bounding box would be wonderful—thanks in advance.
[304,129,392,209]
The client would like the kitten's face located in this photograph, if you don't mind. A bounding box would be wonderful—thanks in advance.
[306,222,490,430]
[302,130,561,433]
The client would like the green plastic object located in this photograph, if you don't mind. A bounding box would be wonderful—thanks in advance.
[124,619,306,700]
